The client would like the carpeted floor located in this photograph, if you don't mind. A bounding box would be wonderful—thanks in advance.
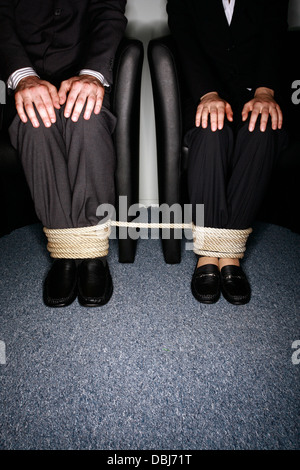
[0,221,299,450]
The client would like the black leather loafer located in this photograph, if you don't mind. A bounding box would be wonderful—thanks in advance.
[220,265,251,305]
[77,258,113,307]
[191,263,221,304]
[43,259,77,307]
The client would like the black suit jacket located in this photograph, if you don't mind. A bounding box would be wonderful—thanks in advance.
[0,0,127,85]
[167,0,289,111]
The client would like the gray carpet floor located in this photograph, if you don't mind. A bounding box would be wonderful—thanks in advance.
[0,221,299,450]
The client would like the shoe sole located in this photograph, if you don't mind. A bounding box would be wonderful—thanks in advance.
[221,289,251,305]
[43,289,78,308]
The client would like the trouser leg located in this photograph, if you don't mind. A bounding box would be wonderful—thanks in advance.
[9,103,116,229]
[64,106,116,228]
[226,120,283,228]
[185,122,234,228]
[185,119,284,230]
[9,106,73,229]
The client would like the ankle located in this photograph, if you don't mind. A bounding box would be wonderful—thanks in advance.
[219,258,240,270]
[197,256,219,268]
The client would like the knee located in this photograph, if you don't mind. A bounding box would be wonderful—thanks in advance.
[241,116,277,141]
[186,121,233,150]
[16,103,61,136]
[16,116,59,146]
[237,117,281,164]
[67,106,116,135]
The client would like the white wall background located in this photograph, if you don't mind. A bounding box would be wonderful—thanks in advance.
[125,0,300,206]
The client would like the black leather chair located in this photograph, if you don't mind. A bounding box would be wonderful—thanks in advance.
[148,30,300,264]
[0,37,144,263]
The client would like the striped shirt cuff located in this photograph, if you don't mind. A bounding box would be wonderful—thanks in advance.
[7,68,109,90]
[79,69,110,87]
[7,67,39,90]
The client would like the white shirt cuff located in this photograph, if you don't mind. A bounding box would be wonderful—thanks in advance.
[7,67,39,90]
[79,69,110,87]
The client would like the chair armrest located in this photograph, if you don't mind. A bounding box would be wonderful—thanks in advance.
[112,37,144,262]
[148,36,183,264]
[112,37,143,206]
[148,35,182,206]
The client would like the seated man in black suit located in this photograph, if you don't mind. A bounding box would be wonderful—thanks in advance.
[0,1,127,307]
[167,0,289,305]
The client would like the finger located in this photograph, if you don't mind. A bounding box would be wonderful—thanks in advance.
[64,87,81,119]
[209,106,218,131]
[225,103,233,122]
[58,80,72,105]
[93,92,103,115]
[83,94,97,120]
[15,96,28,124]
[69,92,87,122]
[248,108,260,132]
[48,85,61,110]
[22,100,41,128]
[195,105,202,127]
[241,102,251,121]
[217,107,225,130]
[277,105,283,129]
[31,98,53,127]
[40,91,58,124]
[201,106,209,128]
[259,106,270,132]
[269,106,279,130]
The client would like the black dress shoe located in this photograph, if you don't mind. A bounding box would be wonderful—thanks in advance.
[191,263,221,304]
[220,265,251,305]
[43,259,77,307]
[77,258,113,307]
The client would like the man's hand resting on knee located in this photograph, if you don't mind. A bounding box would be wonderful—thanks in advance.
[195,91,233,132]
[15,76,61,128]
[58,75,105,122]
[14,74,105,128]
[242,87,283,132]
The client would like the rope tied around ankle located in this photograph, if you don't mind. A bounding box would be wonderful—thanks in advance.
[43,224,111,259]
[193,226,252,259]
[43,222,252,259]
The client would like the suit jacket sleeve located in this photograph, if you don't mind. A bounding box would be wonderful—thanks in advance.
[81,0,127,87]
[167,0,222,103]
[0,1,34,81]
[0,0,127,86]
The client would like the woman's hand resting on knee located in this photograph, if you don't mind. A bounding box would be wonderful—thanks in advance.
[195,91,233,132]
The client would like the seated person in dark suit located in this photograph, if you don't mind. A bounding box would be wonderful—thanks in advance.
[0,0,127,308]
[167,0,289,305]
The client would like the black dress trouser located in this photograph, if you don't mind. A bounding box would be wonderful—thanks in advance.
[184,114,287,230]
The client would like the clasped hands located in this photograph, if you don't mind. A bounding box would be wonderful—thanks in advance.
[196,87,283,132]
[14,75,105,128]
